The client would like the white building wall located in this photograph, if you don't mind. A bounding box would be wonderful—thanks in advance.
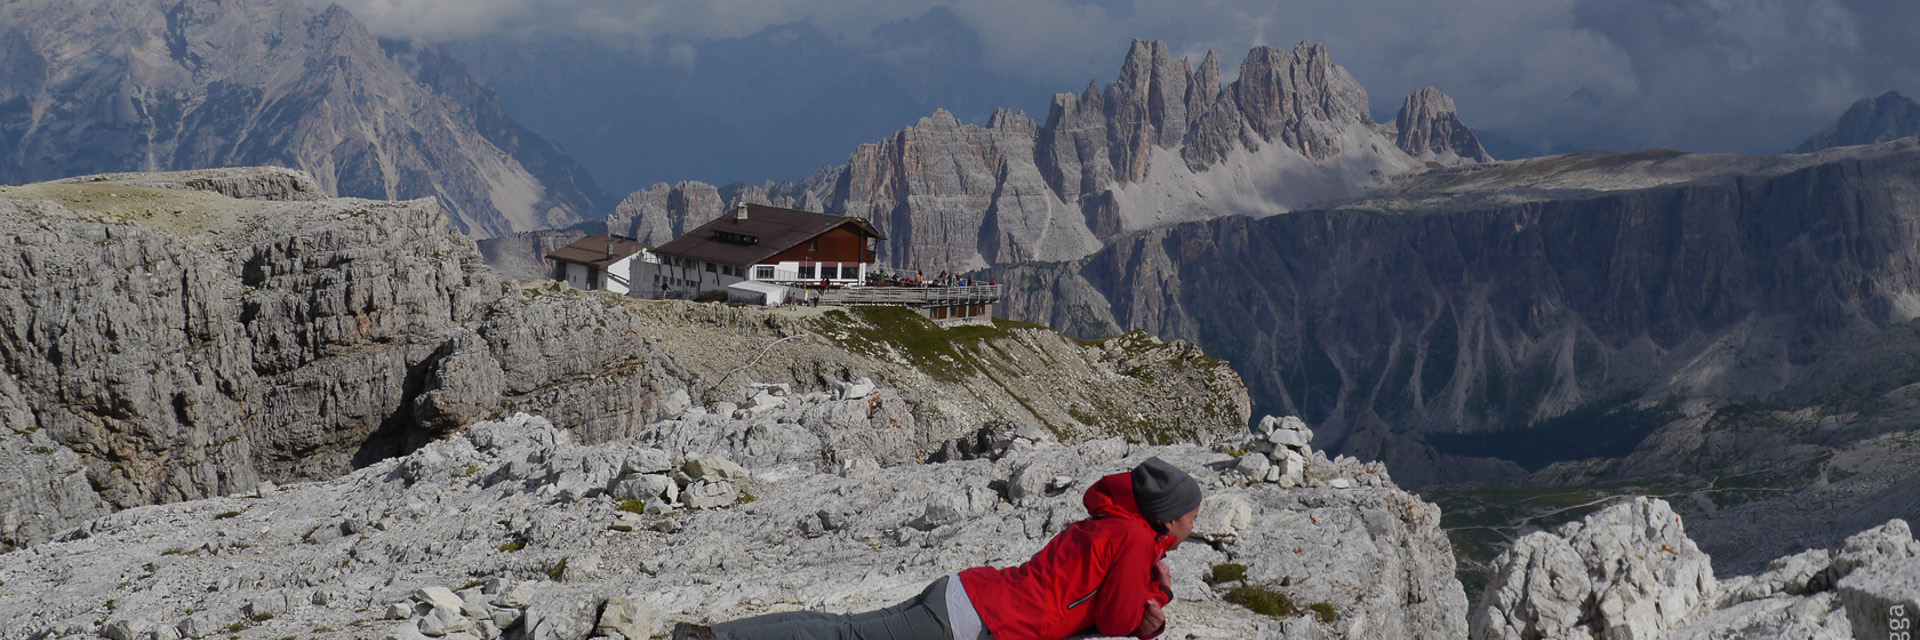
[751,261,869,284]
[631,256,746,298]
[602,256,634,295]
[564,262,592,290]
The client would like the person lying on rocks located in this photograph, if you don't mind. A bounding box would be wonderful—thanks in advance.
[673,457,1202,640]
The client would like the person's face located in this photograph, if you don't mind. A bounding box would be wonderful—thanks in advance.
[1165,507,1200,549]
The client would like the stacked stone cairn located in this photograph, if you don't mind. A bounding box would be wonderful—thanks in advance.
[1223,415,1389,490]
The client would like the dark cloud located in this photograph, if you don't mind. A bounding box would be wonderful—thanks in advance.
[327,0,1920,163]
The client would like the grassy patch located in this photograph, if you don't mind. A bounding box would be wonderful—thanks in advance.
[1223,586,1296,617]
[497,540,524,553]
[812,305,1012,382]
[213,510,243,520]
[546,557,569,581]
[1308,602,1336,623]
[1207,563,1247,585]
[615,499,647,514]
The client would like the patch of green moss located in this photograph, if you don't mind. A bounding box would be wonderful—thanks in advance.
[1223,586,1296,617]
[1066,396,1193,445]
[497,540,524,553]
[811,305,1009,382]
[546,557,569,581]
[615,499,647,514]
[1207,563,1247,585]
[1309,602,1336,623]
[212,510,243,520]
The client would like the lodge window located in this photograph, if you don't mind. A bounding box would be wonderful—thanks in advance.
[798,265,815,279]
[705,262,716,273]
[820,265,838,280]
[755,266,774,279]
[809,240,818,251]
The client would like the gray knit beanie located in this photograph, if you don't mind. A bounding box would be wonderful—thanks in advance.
[1130,457,1202,525]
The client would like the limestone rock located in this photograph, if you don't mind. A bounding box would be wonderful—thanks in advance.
[1474,498,1720,640]
[683,480,739,510]
[623,450,674,475]
[1667,592,1852,640]
[413,587,465,613]
[1394,87,1494,164]
[684,457,749,482]
[1829,519,1919,580]
[1837,556,1920,639]
[0,414,1467,639]
[1233,453,1271,480]
[0,0,605,238]
[521,590,603,640]
[609,474,676,504]
[596,597,660,639]
[1191,493,1253,542]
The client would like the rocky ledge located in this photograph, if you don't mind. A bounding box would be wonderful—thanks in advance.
[0,411,1462,640]
[1473,496,1918,640]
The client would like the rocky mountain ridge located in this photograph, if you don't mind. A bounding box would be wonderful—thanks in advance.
[597,40,1491,273]
[1792,90,1920,153]
[0,0,608,238]
[990,138,1920,490]
[0,166,1248,552]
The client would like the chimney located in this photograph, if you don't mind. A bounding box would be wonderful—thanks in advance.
[733,205,748,221]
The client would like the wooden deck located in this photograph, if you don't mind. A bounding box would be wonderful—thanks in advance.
[818,284,1005,306]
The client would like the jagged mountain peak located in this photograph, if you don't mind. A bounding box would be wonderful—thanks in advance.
[0,0,608,238]
[1792,90,1920,153]
[598,39,1489,273]
[1395,86,1494,164]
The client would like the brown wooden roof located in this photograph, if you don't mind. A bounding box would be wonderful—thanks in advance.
[653,204,884,267]
[546,235,650,268]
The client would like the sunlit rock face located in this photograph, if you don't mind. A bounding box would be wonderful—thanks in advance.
[0,0,607,238]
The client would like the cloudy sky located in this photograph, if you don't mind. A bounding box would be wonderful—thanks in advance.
[328,0,1920,189]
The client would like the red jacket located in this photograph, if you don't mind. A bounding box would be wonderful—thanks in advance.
[958,472,1178,640]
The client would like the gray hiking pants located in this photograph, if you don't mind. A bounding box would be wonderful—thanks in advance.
[713,576,954,640]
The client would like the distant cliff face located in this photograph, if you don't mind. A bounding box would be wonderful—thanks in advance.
[1793,91,1920,153]
[0,168,1247,550]
[0,0,607,238]
[993,140,1920,484]
[604,41,1485,272]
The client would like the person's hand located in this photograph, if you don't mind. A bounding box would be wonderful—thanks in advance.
[1151,559,1172,586]
[1137,600,1166,637]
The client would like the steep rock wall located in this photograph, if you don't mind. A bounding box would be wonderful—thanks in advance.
[992,141,1920,482]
